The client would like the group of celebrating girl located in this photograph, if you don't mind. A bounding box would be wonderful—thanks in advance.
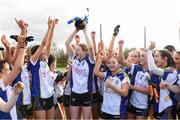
[0,18,180,120]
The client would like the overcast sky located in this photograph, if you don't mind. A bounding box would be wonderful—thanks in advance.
[0,0,180,50]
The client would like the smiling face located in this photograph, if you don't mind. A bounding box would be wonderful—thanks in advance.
[139,51,147,66]
[154,51,166,67]
[128,50,140,64]
[174,51,180,68]
[107,57,120,72]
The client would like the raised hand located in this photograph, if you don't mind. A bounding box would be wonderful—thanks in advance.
[83,23,87,32]
[148,41,156,50]
[13,82,24,95]
[17,36,26,43]
[1,35,10,49]
[98,40,105,53]
[118,40,124,47]
[91,31,96,39]
[75,35,80,45]
[53,18,59,27]
[48,17,54,28]
[15,18,28,30]
[113,25,120,37]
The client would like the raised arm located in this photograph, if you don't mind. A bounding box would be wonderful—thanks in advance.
[65,29,79,58]
[108,25,120,58]
[3,36,26,87]
[31,18,52,63]
[118,40,132,68]
[12,19,28,65]
[15,18,28,36]
[108,35,116,58]
[147,41,164,76]
[0,51,3,60]
[91,31,97,56]
[1,35,12,64]
[45,18,59,57]
[83,25,95,61]
[93,54,104,80]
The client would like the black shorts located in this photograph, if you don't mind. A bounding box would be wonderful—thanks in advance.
[70,91,92,107]
[93,92,103,104]
[33,96,54,111]
[101,111,126,119]
[55,96,63,108]
[16,104,33,119]
[93,92,99,103]
[63,94,70,107]
[127,103,149,116]
[154,106,172,119]
[57,96,63,103]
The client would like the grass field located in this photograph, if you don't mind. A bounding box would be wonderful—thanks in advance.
[57,64,67,73]
[58,67,66,73]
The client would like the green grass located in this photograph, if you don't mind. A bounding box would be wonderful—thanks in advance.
[58,67,66,73]
[57,63,67,73]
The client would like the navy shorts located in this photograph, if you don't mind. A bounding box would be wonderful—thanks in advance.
[101,111,126,119]
[154,106,172,119]
[33,96,54,111]
[63,94,70,107]
[127,103,149,116]
[55,96,63,108]
[70,91,92,107]
[16,104,33,119]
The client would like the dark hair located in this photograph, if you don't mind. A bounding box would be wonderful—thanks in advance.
[164,45,176,53]
[0,60,7,73]
[158,50,175,67]
[48,54,56,67]
[31,45,40,55]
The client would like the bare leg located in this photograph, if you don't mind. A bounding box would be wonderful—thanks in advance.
[136,115,147,120]
[82,106,92,119]
[92,102,100,119]
[54,104,63,119]
[46,106,55,119]
[127,112,135,119]
[64,106,70,119]
[34,110,46,119]
[70,106,80,119]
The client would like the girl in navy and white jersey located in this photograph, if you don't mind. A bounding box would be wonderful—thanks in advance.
[48,54,65,119]
[0,80,24,119]
[12,62,32,119]
[94,54,129,119]
[29,18,58,119]
[62,64,72,119]
[65,25,95,119]
[119,40,150,119]
[0,35,26,119]
[159,50,180,118]
[147,42,178,119]
[174,51,180,119]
